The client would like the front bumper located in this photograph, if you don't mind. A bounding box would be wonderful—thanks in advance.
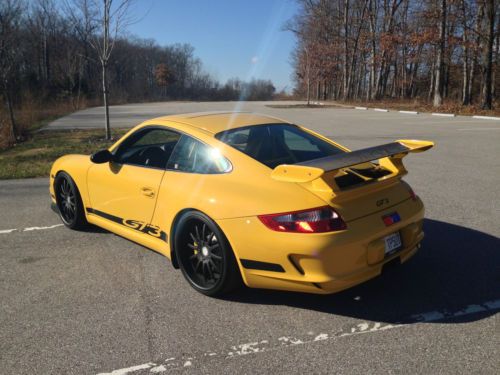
[217,197,425,294]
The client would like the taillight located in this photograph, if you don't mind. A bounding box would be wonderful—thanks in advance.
[258,206,347,233]
[402,181,417,201]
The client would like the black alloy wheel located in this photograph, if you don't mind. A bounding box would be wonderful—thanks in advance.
[54,172,87,229]
[175,211,241,296]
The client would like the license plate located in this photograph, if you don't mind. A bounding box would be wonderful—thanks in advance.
[384,232,402,256]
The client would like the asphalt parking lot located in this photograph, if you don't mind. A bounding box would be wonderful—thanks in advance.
[1,101,499,374]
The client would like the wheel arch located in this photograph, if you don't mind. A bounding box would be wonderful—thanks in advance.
[169,208,196,269]
[169,208,242,273]
[50,154,93,209]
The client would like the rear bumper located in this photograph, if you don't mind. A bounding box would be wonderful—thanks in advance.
[217,197,425,294]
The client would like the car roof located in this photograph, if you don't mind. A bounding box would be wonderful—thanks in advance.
[147,111,288,134]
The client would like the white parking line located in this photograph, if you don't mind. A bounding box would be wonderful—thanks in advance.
[96,298,500,375]
[0,229,17,234]
[458,127,500,131]
[0,224,63,235]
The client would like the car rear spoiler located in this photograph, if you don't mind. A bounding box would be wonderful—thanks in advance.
[271,139,434,183]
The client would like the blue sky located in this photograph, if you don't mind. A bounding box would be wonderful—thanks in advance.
[128,0,298,92]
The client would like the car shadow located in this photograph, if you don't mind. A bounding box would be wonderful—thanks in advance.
[224,219,500,324]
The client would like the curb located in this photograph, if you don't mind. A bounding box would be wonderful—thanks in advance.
[334,102,500,121]
[472,115,500,121]
[432,113,455,117]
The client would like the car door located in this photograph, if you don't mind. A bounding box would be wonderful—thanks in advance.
[87,126,181,227]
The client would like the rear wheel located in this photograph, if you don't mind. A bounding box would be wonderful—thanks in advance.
[54,172,88,230]
[174,211,242,296]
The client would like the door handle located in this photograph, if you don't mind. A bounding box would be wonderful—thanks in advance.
[141,187,155,198]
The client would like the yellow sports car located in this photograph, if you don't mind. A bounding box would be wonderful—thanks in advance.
[50,112,433,296]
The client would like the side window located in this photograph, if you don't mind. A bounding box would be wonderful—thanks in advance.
[114,128,181,169]
[283,128,321,152]
[223,128,250,151]
[167,135,231,174]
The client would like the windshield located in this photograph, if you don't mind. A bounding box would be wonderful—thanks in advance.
[215,124,345,169]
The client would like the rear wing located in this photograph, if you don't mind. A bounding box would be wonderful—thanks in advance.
[271,139,434,183]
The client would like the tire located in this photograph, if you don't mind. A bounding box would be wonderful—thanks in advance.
[174,211,242,296]
[54,172,88,230]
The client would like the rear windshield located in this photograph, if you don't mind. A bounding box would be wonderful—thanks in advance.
[215,124,345,168]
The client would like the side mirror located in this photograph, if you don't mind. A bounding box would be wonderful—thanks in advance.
[91,149,114,164]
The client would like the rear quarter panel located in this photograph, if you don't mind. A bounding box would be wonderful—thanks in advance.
[150,157,326,259]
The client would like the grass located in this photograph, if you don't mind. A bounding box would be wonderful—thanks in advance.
[0,128,128,179]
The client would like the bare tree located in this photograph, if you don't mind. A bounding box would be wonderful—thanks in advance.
[481,0,496,109]
[0,0,23,145]
[434,0,447,107]
[460,0,471,105]
[66,0,134,140]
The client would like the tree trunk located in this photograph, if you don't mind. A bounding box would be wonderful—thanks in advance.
[493,17,499,100]
[461,0,470,104]
[428,55,436,101]
[102,0,111,140]
[306,69,311,105]
[481,0,495,109]
[343,0,350,99]
[3,83,17,145]
[102,60,111,140]
[470,3,485,104]
[434,0,446,107]
[444,63,450,98]
[368,0,377,100]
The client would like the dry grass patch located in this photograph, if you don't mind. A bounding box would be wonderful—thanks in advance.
[0,128,127,179]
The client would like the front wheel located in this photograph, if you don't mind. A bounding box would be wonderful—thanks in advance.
[54,172,88,230]
[174,211,242,296]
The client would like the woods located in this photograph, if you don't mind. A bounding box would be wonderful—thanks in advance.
[288,0,500,109]
[0,0,276,147]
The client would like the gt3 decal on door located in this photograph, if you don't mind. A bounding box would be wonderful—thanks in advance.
[86,207,167,242]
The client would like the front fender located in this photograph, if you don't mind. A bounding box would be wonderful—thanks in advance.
[49,154,93,208]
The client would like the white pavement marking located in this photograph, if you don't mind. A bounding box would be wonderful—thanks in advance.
[458,127,500,131]
[472,115,500,121]
[373,108,389,112]
[100,363,156,375]
[0,229,17,234]
[0,224,63,235]
[355,106,367,110]
[96,299,500,375]
[23,224,64,232]
[399,110,418,115]
[432,113,455,117]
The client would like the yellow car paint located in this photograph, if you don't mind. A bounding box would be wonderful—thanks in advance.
[50,112,434,294]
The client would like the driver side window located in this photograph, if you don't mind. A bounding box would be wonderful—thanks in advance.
[114,128,181,169]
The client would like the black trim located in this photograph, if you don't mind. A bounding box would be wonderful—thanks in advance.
[240,259,285,273]
[51,202,59,214]
[297,142,410,171]
[86,207,168,242]
[86,207,122,223]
